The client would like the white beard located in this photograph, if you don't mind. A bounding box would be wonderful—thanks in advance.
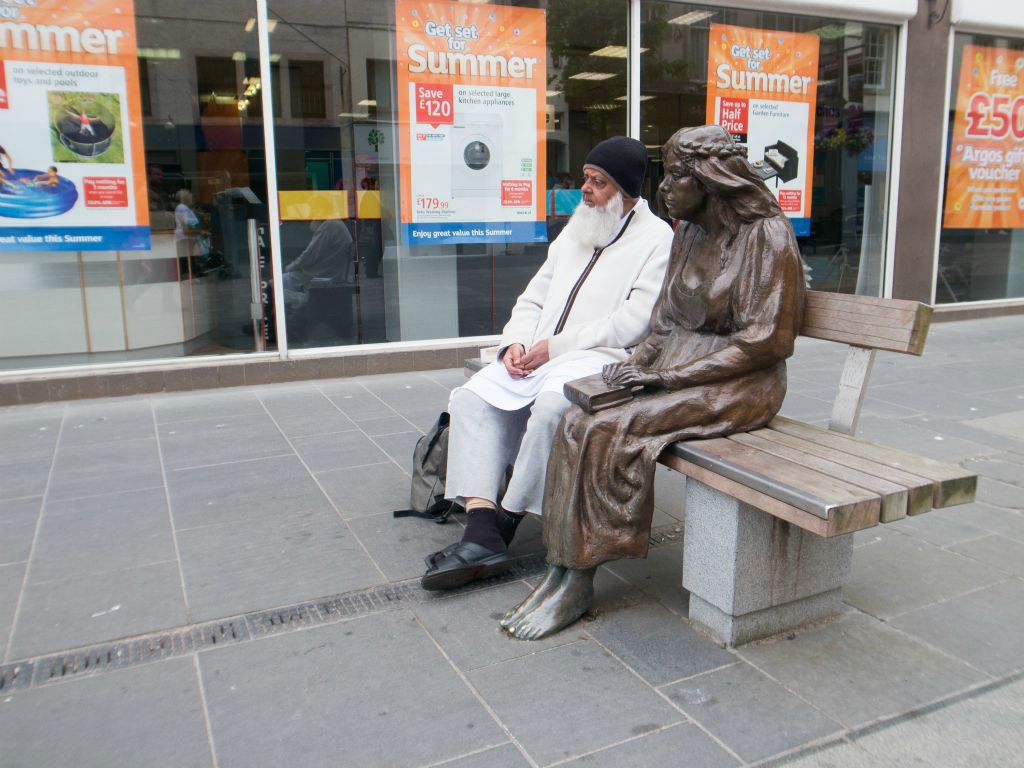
[562,192,624,250]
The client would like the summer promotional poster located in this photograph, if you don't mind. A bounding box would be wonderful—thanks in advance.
[943,45,1024,230]
[0,0,149,251]
[395,0,547,245]
[706,23,819,232]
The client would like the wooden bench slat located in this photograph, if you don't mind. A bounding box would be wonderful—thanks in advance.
[750,427,935,516]
[802,291,932,355]
[803,310,917,344]
[729,431,909,522]
[658,453,877,537]
[666,437,881,523]
[770,417,977,508]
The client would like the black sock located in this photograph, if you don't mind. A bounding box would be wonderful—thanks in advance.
[461,506,506,553]
[496,507,524,546]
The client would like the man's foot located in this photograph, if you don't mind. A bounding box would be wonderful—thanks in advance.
[421,542,511,591]
[508,567,596,640]
[500,565,566,629]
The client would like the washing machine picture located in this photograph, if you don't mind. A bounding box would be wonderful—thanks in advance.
[450,114,502,197]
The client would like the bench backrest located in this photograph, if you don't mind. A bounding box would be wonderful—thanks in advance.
[798,290,934,435]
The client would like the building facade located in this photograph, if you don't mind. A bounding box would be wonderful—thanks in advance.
[0,0,1021,401]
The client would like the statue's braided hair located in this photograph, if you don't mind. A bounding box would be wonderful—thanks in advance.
[673,139,748,165]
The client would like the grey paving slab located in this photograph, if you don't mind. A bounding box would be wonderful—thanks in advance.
[507,511,545,558]
[29,489,176,584]
[965,408,1024,441]
[866,381,1010,421]
[605,542,689,617]
[975,477,1023,509]
[47,437,163,501]
[314,460,412,520]
[664,662,841,763]
[0,496,41,565]
[255,388,358,438]
[888,578,1024,677]
[560,722,739,767]
[167,455,333,530]
[358,414,419,436]
[322,389,399,422]
[153,388,264,423]
[586,597,734,687]
[908,414,1024,454]
[0,561,25,660]
[425,368,470,389]
[468,639,684,766]
[0,410,61,465]
[777,392,835,422]
[347,509,468,582]
[8,561,187,659]
[413,580,576,671]
[884,510,989,548]
[371,429,422,466]
[0,459,52,500]
[935,501,1024,540]
[844,532,1004,619]
[289,429,389,472]
[854,414,996,464]
[738,611,986,728]
[0,658,212,768]
[948,533,1024,576]
[199,611,506,768]
[157,413,293,470]
[176,507,383,621]
[401,405,451,434]
[435,743,529,768]
[653,464,687,520]
[60,400,155,446]
[964,454,1024,487]
[778,677,1024,768]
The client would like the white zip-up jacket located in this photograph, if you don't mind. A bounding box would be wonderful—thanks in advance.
[500,197,672,364]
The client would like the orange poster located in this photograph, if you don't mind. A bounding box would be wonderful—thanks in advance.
[0,0,149,251]
[943,45,1024,229]
[705,24,819,226]
[395,0,546,245]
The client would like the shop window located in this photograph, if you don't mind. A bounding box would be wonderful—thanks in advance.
[640,3,898,296]
[937,33,1024,304]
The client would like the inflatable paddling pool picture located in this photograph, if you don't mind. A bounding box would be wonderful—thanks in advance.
[0,169,78,219]
[48,92,124,164]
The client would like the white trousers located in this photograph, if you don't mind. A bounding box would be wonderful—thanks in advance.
[444,387,570,515]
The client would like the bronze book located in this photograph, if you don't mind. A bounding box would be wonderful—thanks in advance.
[563,373,637,414]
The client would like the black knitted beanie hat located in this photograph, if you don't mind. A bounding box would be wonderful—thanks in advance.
[583,136,648,198]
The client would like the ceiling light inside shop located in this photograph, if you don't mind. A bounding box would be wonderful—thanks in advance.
[358,99,377,107]
[138,48,181,59]
[270,54,282,63]
[668,10,714,26]
[588,103,622,111]
[546,90,562,97]
[338,112,370,119]
[244,18,278,32]
[810,24,847,39]
[231,51,246,61]
[615,94,654,101]
[569,71,616,81]
[590,45,645,58]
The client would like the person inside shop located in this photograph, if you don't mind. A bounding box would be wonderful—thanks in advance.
[282,196,354,308]
[421,136,673,591]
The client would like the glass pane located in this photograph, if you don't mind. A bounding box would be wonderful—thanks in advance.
[266,0,628,350]
[0,0,273,371]
[639,2,897,296]
[936,33,1024,304]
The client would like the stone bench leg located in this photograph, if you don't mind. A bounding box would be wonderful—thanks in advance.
[682,479,853,647]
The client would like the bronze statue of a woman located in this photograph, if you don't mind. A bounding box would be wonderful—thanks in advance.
[502,125,807,640]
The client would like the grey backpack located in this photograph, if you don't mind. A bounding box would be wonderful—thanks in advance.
[393,412,463,524]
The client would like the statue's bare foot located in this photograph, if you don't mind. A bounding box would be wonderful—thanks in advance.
[509,568,596,640]
[500,565,566,629]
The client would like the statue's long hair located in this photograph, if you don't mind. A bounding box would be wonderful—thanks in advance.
[663,125,782,240]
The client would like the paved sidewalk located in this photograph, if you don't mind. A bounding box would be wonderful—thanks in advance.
[0,315,1022,767]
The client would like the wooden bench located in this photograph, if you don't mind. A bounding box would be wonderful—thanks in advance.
[466,290,977,646]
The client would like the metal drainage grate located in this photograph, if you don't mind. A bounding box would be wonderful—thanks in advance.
[0,523,682,693]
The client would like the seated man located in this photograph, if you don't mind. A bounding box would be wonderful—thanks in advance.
[422,136,673,590]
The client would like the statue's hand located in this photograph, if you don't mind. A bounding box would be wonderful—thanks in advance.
[602,363,661,388]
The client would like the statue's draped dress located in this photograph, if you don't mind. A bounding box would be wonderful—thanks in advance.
[543,214,806,569]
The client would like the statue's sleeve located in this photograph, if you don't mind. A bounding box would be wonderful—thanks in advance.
[654,218,804,390]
